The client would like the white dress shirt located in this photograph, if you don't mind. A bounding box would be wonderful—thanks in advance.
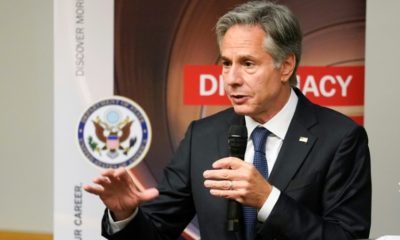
[245,89,298,221]
[109,89,299,232]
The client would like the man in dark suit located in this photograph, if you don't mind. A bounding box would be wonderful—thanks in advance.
[84,1,371,239]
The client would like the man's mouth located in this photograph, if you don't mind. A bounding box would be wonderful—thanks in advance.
[230,94,248,104]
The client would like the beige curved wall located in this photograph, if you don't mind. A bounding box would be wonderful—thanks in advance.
[0,0,53,235]
[365,0,400,237]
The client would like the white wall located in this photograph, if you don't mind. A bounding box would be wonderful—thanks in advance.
[0,0,399,237]
[366,0,400,237]
[0,0,53,233]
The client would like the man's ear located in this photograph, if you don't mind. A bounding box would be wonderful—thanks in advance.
[280,53,296,83]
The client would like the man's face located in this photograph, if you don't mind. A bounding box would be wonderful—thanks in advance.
[220,24,291,123]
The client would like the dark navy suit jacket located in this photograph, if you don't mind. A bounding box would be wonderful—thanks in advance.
[102,88,371,240]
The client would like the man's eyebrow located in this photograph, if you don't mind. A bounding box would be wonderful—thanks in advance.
[217,56,230,63]
[219,55,256,62]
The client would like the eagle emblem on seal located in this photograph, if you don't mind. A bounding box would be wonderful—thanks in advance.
[89,116,137,159]
[78,97,152,169]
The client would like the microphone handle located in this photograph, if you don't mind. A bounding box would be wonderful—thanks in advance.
[227,199,241,231]
[227,152,244,232]
[226,125,247,232]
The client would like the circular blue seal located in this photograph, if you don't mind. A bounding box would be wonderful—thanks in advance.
[77,96,152,169]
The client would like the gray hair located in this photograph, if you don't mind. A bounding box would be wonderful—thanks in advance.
[215,1,302,86]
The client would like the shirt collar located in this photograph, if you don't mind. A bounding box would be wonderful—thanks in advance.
[245,88,298,140]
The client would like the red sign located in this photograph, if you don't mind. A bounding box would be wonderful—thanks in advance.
[183,65,364,124]
[184,65,230,105]
[184,65,364,107]
[297,66,364,106]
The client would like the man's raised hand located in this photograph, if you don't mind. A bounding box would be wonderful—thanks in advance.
[84,167,159,221]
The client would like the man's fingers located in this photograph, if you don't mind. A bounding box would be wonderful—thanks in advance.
[83,184,104,195]
[203,168,249,181]
[204,158,248,181]
[209,189,243,201]
[85,167,160,204]
[212,157,248,170]
[93,176,111,186]
[204,179,247,190]
[100,167,126,179]
[101,168,117,177]
[203,168,232,180]
[113,167,128,178]
[137,188,160,202]
[100,167,133,186]
[113,167,137,186]
[204,180,233,190]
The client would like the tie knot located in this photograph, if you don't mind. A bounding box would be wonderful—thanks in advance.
[251,126,270,152]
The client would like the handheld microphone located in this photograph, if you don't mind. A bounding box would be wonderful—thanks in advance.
[226,125,247,232]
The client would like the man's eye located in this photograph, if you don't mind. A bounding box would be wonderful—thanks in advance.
[222,61,231,67]
[244,61,254,67]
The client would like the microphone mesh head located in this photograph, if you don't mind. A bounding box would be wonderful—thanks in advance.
[228,125,247,159]
[229,125,247,139]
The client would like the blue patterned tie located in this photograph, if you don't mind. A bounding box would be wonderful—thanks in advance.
[243,126,270,240]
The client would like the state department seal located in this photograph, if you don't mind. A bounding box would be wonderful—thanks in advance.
[77,96,152,169]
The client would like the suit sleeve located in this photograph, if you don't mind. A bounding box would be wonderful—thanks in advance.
[101,122,197,240]
[260,125,371,239]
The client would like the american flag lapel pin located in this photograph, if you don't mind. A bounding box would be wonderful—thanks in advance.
[299,136,308,143]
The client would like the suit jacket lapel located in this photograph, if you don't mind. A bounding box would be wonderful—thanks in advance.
[268,89,318,191]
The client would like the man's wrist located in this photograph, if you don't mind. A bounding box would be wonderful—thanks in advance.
[257,186,281,222]
[107,208,138,234]
[110,208,137,222]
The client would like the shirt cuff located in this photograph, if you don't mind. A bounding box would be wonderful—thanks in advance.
[107,208,138,234]
[257,186,281,222]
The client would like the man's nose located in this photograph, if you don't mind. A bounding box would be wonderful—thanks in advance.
[224,65,243,85]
